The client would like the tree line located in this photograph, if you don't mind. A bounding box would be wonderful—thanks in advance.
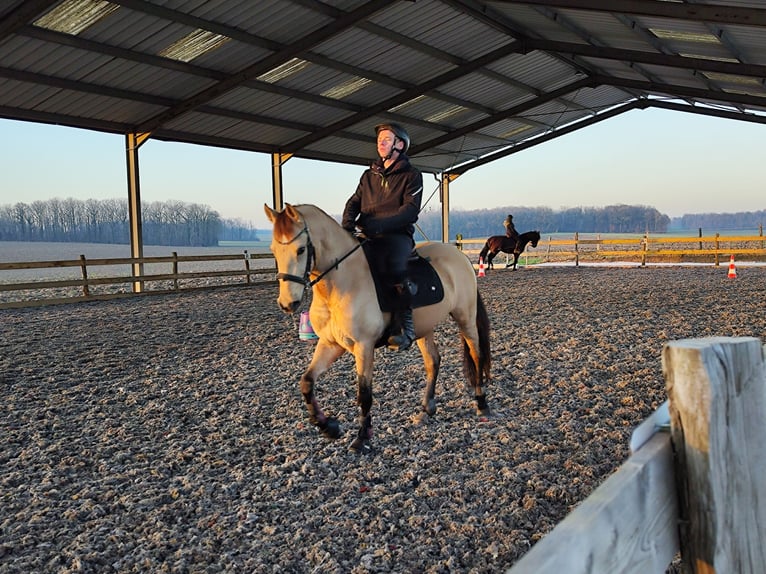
[674,211,766,232]
[412,204,673,241]
[0,198,259,246]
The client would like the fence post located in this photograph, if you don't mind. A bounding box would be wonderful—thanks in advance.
[546,237,551,262]
[244,250,251,284]
[662,337,766,573]
[714,233,720,266]
[698,227,702,250]
[79,254,90,297]
[172,252,179,290]
[642,232,648,267]
[574,232,579,267]
[456,233,463,251]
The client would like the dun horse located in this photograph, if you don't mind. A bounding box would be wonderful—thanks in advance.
[479,230,541,270]
[265,203,491,452]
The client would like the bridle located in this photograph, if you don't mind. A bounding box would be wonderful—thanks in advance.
[275,226,315,288]
[275,223,365,295]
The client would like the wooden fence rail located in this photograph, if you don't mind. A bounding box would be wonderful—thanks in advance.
[508,337,766,574]
[0,251,276,309]
[456,232,766,266]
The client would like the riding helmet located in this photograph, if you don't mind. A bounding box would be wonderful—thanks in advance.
[375,123,410,154]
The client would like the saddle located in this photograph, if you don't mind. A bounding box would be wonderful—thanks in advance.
[361,242,445,313]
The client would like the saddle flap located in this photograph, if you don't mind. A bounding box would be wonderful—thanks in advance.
[361,242,445,313]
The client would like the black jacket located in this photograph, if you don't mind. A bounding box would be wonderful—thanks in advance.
[342,155,423,237]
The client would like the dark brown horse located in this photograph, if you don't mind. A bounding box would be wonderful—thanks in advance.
[478,230,541,270]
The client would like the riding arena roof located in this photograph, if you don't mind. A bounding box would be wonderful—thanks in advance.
[2,1,766,177]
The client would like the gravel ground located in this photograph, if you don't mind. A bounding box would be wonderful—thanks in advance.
[2,265,765,573]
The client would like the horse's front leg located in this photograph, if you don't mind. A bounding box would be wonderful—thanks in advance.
[349,344,376,453]
[300,340,345,439]
[416,334,440,417]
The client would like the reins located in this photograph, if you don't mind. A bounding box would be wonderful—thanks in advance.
[308,237,366,287]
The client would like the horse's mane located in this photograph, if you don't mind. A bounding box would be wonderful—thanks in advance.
[293,204,342,230]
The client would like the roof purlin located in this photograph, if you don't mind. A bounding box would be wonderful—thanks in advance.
[0,0,59,37]
[133,0,393,134]
[411,76,596,157]
[284,39,528,153]
[446,99,644,175]
[597,75,766,110]
[490,0,766,27]
[524,39,766,80]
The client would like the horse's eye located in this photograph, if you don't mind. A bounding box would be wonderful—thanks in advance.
[297,246,306,256]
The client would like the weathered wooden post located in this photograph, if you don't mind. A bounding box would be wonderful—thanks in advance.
[574,231,579,267]
[244,250,251,285]
[172,251,179,291]
[663,337,766,574]
[79,254,90,297]
[642,232,648,267]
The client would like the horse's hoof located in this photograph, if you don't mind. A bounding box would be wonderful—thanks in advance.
[476,407,492,419]
[349,437,372,454]
[424,399,437,417]
[320,417,341,439]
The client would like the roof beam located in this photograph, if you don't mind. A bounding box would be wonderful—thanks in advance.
[134,0,392,133]
[109,0,512,124]
[446,100,643,175]
[594,75,766,110]
[491,0,766,27]
[0,106,131,135]
[0,0,59,38]
[410,76,595,156]
[647,99,766,125]
[284,39,528,153]
[524,38,766,79]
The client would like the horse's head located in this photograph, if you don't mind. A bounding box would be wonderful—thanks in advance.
[264,203,313,314]
[530,231,540,248]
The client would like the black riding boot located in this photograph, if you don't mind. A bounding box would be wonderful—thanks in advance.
[387,280,416,352]
[388,307,415,351]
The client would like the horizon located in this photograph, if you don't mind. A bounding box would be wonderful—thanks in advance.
[2,107,765,228]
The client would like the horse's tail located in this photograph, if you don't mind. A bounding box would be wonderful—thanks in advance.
[478,242,490,263]
[462,289,491,385]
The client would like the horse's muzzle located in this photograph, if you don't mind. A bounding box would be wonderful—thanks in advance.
[279,300,301,313]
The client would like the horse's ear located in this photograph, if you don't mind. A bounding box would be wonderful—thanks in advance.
[263,203,279,223]
[284,204,302,224]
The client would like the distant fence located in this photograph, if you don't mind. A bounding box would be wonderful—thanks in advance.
[457,232,766,266]
[508,337,766,573]
[0,251,276,309]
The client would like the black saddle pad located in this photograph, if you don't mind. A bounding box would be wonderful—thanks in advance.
[361,242,445,313]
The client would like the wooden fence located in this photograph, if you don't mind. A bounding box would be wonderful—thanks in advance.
[457,232,766,266]
[507,337,766,573]
[3,231,766,308]
[0,251,276,309]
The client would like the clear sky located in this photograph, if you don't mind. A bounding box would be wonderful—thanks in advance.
[1,106,764,230]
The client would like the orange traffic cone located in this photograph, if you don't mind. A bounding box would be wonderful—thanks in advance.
[727,255,737,279]
[477,257,486,277]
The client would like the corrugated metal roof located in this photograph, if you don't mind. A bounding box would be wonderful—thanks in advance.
[1,0,765,177]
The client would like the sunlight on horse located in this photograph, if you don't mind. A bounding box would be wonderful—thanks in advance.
[264,203,492,453]
[479,230,541,270]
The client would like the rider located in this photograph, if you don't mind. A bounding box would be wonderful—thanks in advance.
[341,123,423,352]
[503,214,519,244]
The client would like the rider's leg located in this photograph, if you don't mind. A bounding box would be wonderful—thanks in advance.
[384,234,416,352]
